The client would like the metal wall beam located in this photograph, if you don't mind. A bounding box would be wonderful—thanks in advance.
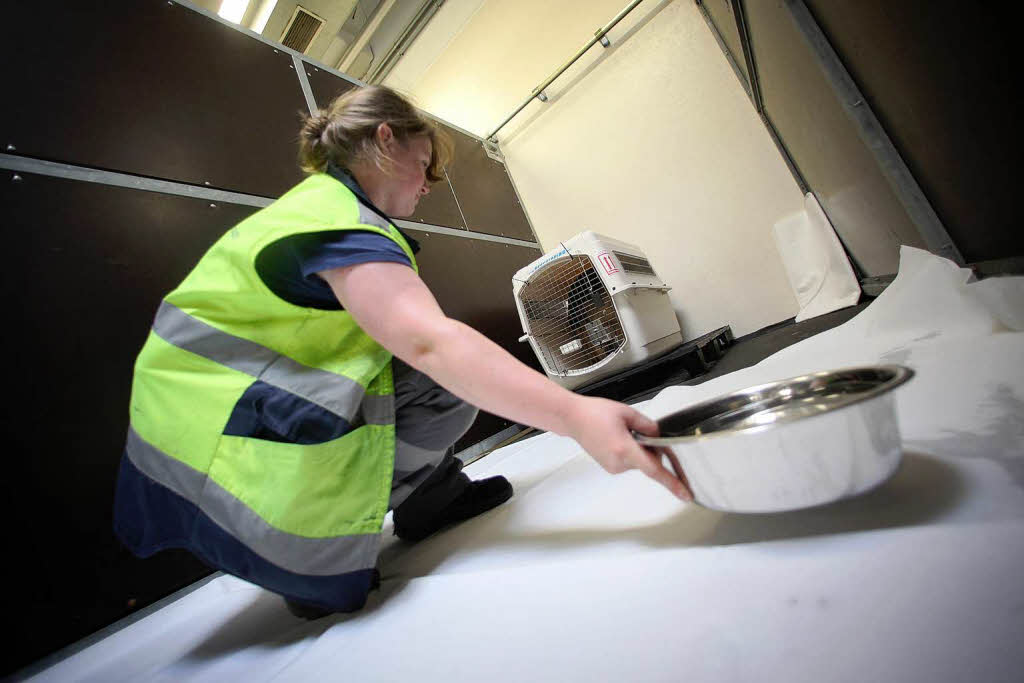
[694,0,751,100]
[783,0,963,266]
[697,0,963,268]
[0,154,540,248]
[292,53,319,115]
[696,1,809,195]
[1,154,273,208]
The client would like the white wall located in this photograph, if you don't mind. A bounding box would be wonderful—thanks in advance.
[388,0,803,339]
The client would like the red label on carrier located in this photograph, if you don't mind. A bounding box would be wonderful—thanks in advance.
[597,251,619,275]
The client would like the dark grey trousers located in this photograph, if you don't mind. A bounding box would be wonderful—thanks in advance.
[389,358,478,511]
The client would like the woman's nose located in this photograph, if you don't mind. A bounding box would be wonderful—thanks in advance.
[420,183,430,196]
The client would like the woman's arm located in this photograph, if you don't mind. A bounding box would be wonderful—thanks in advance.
[319,261,690,500]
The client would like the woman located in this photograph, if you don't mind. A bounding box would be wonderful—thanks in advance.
[114,86,690,619]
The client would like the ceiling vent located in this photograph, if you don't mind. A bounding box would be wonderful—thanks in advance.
[280,6,325,53]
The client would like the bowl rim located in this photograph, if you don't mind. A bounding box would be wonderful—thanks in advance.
[635,364,914,446]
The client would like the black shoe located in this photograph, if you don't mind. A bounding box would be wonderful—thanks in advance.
[284,597,335,620]
[283,570,381,619]
[394,476,513,542]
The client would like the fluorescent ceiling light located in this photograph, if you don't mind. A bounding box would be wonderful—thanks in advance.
[218,0,249,24]
[251,0,279,34]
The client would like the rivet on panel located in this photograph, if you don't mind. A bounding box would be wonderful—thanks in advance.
[6,144,15,151]
[209,203,217,208]
[12,174,22,181]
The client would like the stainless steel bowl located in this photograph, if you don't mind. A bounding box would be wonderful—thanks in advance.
[637,365,914,512]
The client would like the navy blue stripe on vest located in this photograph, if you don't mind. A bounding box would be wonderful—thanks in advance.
[113,454,376,612]
[222,380,354,444]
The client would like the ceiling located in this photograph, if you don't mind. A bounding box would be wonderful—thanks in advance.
[198,0,439,82]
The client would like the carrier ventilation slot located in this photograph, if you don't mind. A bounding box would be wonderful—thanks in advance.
[613,251,655,276]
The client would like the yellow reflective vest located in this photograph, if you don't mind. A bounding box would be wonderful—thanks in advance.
[115,171,417,609]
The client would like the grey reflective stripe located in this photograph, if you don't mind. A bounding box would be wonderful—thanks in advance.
[126,425,206,501]
[357,200,395,235]
[126,426,381,576]
[154,300,277,377]
[153,300,384,424]
[261,354,366,422]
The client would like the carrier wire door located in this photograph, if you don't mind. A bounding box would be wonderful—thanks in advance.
[513,232,683,390]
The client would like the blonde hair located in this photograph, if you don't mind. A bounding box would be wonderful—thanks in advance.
[298,85,452,183]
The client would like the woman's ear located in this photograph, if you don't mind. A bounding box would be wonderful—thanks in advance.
[376,122,395,148]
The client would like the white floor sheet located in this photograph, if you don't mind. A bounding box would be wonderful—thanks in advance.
[31,247,1024,682]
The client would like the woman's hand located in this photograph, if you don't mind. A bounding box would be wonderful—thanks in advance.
[564,396,693,501]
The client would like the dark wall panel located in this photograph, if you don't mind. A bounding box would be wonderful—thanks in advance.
[445,129,537,241]
[743,0,927,276]
[406,229,542,366]
[409,177,469,230]
[303,62,359,107]
[403,228,543,449]
[3,0,307,198]
[3,173,258,676]
[803,0,1021,263]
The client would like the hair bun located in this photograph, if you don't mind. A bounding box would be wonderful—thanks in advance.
[305,113,330,141]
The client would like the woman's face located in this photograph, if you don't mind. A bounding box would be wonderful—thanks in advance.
[381,134,433,217]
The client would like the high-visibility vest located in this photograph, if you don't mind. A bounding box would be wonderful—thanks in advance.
[115,171,417,610]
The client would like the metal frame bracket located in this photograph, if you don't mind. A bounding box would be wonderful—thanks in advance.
[483,137,505,163]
